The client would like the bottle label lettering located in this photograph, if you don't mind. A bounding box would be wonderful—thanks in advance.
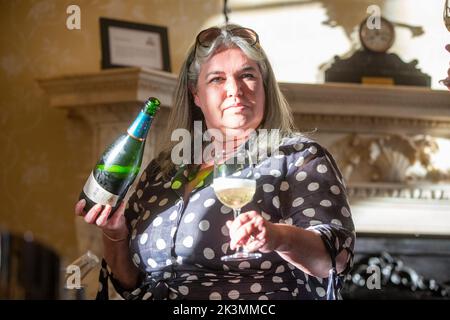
[83,172,119,207]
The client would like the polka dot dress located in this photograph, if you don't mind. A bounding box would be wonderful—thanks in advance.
[97,136,355,300]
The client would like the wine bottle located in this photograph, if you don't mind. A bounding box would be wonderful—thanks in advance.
[79,97,160,214]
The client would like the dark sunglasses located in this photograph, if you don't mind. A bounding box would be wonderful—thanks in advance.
[192,26,259,58]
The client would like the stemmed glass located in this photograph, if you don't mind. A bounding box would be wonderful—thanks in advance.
[213,146,261,262]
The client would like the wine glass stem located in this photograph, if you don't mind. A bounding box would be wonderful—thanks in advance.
[232,207,248,254]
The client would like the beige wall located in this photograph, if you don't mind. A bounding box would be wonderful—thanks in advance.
[0,0,221,265]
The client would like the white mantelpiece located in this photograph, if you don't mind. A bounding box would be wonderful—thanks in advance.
[39,67,450,242]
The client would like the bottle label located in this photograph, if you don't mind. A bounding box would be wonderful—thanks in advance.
[83,172,119,207]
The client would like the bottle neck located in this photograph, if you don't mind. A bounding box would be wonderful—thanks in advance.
[127,110,154,141]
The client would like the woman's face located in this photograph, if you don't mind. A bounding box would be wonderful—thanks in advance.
[192,47,265,139]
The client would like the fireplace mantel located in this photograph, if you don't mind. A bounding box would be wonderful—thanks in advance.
[39,68,450,241]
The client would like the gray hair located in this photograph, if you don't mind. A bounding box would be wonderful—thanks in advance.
[156,24,296,177]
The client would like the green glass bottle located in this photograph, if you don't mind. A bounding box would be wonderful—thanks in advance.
[79,97,160,214]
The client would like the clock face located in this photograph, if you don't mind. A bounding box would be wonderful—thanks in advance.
[359,16,395,53]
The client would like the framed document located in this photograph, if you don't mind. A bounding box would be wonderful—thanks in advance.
[100,17,171,72]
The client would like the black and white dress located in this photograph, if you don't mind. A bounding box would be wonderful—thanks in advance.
[97,136,355,300]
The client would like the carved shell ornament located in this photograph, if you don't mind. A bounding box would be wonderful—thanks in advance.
[331,134,444,183]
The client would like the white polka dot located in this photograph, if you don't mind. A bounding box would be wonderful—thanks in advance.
[183,236,193,248]
[187,275,198,281]
[341,207,351,217]
[130,219,138,228]
[136,189,143,198]
[294,143,304,151]
[169,210,177,221]
[223,264,230,271]
[142,210,151,221]
[199,220,210,231]
[316,287,326,297]
[238,261,251,269]
[204,198,215,208]
[209,292,222,300]
[331,219,343,226]
[147,258,157,268]
[170,227,177,237]
[148,195,157,203]
[258,295,269,300]
[190,193,200,202]
[202,282,213,287]
[156,239,166,250]
[228,278,240,283]
[261,211,271,220]
[140,171,147,182]
[220,205,232,214]
[295,171,307,181]
[232,170,242,177]
[261,261,272,269]
[330,185,341,195]
[163,181,171,188]
[292,197,304,207]
[309,220,322,226]
[263,184,275,192]
[184,212,195,223]
[295,156,305,167]
[153,216,163,227]
[158,198,168,206]
[139,233,148,245]
[317,164,328,173]
[308,182,320,191]
[254,172,261,179]
[228,290,240,299]
[203,248,215,260]
[270,169,281,177]
[309,145,317,154]
[133,253,140,265]
[275,265,285,273]
[272,276,283,283]
[142,292,152,300]
[221,225,229,236]
[177,256,183,264]
[344,237,353,248]
[178,286,189,295]
[280,181,289,191]
[303,208,316,217]
[250,283,262,293]
[272,196,280,209]
[133,203,139,212]
[320,199,332,207]
[221,242,229,254]
[131,288,142,296]
[166,259,173,266]
[131,229,137,240]
[155,172,163,181]
[284,218,293,225]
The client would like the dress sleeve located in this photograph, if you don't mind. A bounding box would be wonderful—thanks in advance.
[279,141,355,276]
[96,159,161,300]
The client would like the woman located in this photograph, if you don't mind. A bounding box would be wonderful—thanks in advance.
[75,24,355,300]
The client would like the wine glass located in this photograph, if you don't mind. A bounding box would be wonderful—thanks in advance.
[213,146,261,262]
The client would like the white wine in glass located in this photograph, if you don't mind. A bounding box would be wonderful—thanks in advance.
[213,148,261,262]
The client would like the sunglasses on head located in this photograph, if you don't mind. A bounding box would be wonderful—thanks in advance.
[192,26,259,58]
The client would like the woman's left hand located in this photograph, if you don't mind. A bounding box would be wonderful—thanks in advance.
[226,210,281,253]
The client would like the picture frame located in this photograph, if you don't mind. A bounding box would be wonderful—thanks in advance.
[100,17,171,72]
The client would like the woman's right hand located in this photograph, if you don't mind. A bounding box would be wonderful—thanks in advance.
[75,199,129,240]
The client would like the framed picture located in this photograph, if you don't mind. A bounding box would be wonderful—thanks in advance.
[100,17,171,72]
